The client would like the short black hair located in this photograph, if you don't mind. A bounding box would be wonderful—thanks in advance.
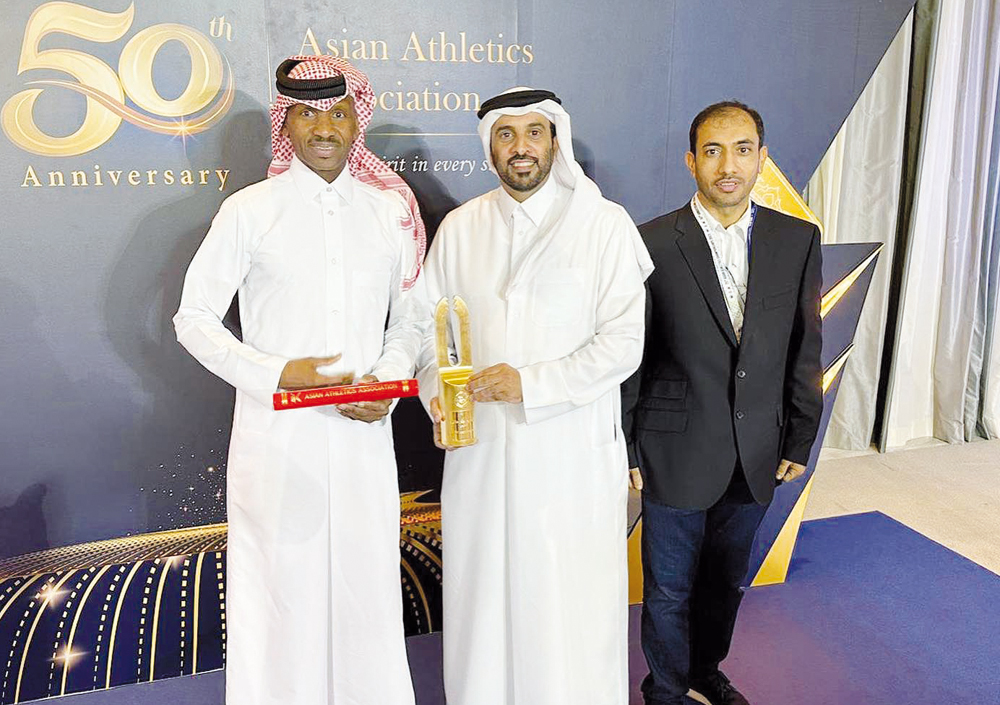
[689,101,765,154]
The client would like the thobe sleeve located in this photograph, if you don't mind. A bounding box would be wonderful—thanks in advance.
[173,197,289,408]
[620,280,653,468]
[414,225,450,417]
[518,212,647,425]
[780,225,824,464]
[370,198,432,382]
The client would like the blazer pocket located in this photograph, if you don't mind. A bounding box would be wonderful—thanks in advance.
[640,397,686,412]
[638,408,688,434]
[763,287,797,310]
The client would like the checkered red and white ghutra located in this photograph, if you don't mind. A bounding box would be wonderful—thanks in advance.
[268,56,425,290]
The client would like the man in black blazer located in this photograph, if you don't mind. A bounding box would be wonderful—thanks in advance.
[622,102,823,705]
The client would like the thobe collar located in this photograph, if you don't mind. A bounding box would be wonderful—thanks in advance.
[691,191,754,241]
[496,173,561,229]
[288,155,355,205]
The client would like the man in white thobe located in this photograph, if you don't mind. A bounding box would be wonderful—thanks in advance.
[417,88,653,705]
[173,56,426,705]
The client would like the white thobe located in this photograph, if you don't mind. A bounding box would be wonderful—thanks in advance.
[173,157,423,705]
[418,175,647,705]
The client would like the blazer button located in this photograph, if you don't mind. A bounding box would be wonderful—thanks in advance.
[735,410,746,420]
[737,369,747,379]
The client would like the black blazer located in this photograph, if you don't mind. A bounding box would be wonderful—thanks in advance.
[622,203,823,510]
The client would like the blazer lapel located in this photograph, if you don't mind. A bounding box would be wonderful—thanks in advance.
[675,205,738,348]
[741,207,780,338]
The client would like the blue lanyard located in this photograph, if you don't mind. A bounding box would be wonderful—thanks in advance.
[746,202,757,262]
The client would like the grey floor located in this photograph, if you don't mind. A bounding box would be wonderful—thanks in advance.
[809,438,1000,574]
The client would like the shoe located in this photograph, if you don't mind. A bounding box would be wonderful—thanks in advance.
[689,671,750,705]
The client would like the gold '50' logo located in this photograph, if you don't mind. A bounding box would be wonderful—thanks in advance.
[2,1,234,157]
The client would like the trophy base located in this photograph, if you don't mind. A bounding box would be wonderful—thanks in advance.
[439,365,476,447]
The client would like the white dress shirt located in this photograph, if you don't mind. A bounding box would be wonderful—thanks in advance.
[691,192,755,338]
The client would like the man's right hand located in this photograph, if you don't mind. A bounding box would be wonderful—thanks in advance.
[430,396,458,451]
[278,354,351,390]
[629,467,643,491]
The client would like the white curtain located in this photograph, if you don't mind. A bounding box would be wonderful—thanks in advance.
[806,12,913,450]
[975,63,1000,438]
[883,0,1000,447]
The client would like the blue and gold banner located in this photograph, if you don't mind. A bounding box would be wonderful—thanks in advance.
[1,0,914,701]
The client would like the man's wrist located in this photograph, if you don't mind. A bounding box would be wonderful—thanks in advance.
[369,363,404,383]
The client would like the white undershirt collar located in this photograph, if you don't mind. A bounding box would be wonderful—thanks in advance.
[692,192,754,238]
[496,173,560,229]
[289,155,354,205]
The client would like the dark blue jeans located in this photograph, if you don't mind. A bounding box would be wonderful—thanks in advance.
[640,472,768,705]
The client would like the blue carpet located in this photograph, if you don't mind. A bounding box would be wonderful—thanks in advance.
[55,511,999,704]
[720,511,1000,704]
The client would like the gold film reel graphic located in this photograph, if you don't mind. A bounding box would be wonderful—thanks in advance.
[1,1,234,157]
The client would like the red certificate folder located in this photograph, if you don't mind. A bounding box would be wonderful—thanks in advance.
[273,379,419,411]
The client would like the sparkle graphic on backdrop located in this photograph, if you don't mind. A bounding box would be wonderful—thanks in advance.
[0,491,443,704]
[137,432,229,532]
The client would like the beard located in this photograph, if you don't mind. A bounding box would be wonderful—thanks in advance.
[493,149,555,193]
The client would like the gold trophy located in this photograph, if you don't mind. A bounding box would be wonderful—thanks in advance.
[435,296,476,447]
